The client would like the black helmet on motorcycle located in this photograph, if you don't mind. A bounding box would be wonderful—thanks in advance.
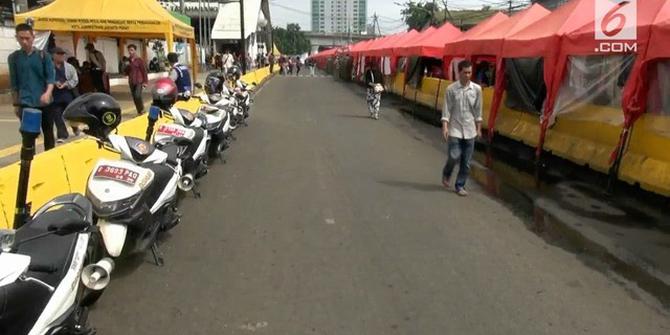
[226,66,241,80]
[152,78,178,109]
[63,93,122,139]
[204,71,224,95]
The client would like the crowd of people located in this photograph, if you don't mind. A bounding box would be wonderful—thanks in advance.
[9,24,116,150]
[8,24,169,151]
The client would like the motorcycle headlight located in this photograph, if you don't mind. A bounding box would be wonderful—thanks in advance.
[86,191,142,218]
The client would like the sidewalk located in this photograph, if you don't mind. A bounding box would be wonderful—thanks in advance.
[0,84,153,167]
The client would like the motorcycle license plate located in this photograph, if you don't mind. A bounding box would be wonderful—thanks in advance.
[157,125,186,137]
[93,165,139,185]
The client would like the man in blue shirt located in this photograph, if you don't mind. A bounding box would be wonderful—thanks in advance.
[8,23,56,150]
[168,52,192,99]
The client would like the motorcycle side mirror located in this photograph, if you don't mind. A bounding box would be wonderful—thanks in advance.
[48,217,89,236]
[194,83,203,89]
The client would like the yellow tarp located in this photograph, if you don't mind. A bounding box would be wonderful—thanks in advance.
[14,0,194,39]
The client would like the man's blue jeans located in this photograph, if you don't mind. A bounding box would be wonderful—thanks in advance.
[442,136,475,190]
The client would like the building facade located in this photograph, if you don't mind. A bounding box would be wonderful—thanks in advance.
[311,0,367,34]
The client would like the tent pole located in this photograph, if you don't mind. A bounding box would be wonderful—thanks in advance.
[198,0,203,66]
[240,0,247,74]
[190,38,199,81]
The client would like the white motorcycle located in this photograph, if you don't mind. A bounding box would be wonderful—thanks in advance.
[146,104,210,192]
[0,107,112,335]
[65,93,181,266]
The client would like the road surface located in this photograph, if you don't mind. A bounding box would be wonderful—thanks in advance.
[89,74,670,334]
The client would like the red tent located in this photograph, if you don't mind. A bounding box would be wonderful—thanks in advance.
[364,31,412,57]
[371,29,420,57]
[443,12,509,57]
[395,23,462,58]
[617,0,670,129]
[447,4,549,57]
[350,39,376,55]
[395,26,437,54]
[488,0,598,140]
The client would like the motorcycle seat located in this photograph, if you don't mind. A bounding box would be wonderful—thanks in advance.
[208,94,223,104]
[199,104,220,114]
[157,143,180,166]
[125,137,156,163]
[0,280,52,335]
[15,225,80,289]
[178,108,196,126]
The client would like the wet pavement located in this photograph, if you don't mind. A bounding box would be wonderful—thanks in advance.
[88,74,670,334]
[392,85,670,307]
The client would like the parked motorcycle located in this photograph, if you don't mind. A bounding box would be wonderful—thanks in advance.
[146,79,210,192]
[0,107,112,335]
[64,93,181,266]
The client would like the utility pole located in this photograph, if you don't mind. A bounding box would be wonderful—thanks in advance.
[431,0,436,26]
[240,0,247,74]
[179,0,185,14]
[508,0,513,15]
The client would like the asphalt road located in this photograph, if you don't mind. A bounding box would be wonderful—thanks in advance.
[89,75,670,334]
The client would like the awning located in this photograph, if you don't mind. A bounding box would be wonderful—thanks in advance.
[443,12,509,56]
[395,22,462,58]
[14,0,194,39]
[367,29,419,57]
[445,4,548,57]
[211,0,263,40]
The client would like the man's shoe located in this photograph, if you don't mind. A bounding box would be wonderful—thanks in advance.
[373,113,379,120]
[441,178,450,189]
[456,188,468,196]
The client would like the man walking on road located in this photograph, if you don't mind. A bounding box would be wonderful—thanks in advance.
[8,23,56,151]
[441,60,482,196]
[124,44,148,115]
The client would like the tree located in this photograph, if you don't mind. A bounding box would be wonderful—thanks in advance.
[399,1,443,30]
[273,23,311,55]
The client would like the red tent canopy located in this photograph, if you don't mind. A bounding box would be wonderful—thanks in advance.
[365,30,415,56]
[556,1,665,127]
[447,4,549,57]
[646,1,670,60]
[395,23,461,58]
[488,0,602,137]
[443,12,509,56]
[364,34,398,55]
[367,29,419,57]
[350,39,376,54]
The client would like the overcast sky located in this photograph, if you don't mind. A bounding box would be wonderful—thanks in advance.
[270,0,499,34]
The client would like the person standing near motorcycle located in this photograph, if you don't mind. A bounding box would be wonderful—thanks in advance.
[168,52,192,99]
[8,23,56,151]
[364,60,384,120]
[49,47,79,143]
[124,44,148,115]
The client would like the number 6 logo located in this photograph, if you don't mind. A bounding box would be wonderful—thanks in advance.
[595,0,637,40]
